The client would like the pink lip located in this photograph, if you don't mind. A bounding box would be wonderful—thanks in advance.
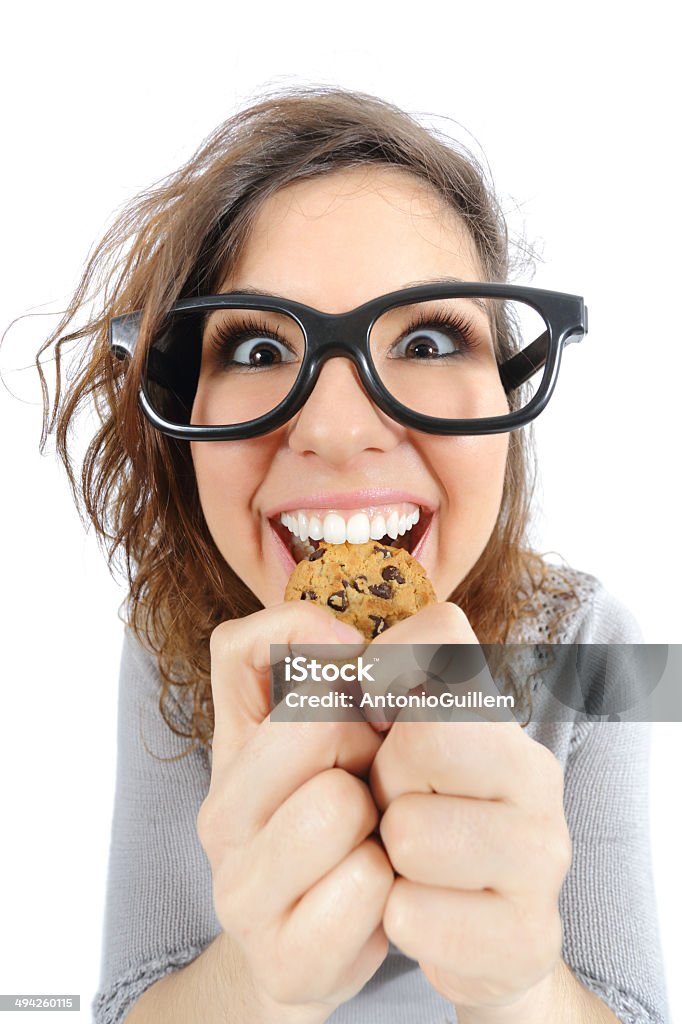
[264,489,438,519]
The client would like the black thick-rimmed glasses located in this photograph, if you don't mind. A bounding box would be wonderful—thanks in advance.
[109,282,587,440]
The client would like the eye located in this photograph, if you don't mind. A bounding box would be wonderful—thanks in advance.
[392,325,465,359]
[207,316,300,370]
[230,336,297,367]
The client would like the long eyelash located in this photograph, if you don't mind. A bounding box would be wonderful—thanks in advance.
[208,315,286,357]
[206,308,478,361]
[400,308,478,348]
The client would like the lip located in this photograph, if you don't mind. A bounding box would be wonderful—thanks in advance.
[264,489,438,519]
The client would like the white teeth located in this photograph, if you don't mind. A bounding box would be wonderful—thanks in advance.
[370,514,387,540]
[279,505,422,546]
[308,515,323,540]
[386,511,399,540]
[323,513,346,544]
[346,513,371,544]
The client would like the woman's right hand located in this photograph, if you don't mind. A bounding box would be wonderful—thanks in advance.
[196,602,394,1023]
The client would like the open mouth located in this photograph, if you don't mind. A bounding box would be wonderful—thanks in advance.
[269,505,434,566]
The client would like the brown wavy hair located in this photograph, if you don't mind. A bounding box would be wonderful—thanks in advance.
[31,84,577,754]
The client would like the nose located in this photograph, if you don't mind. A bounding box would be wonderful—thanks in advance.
[286,355,402,464]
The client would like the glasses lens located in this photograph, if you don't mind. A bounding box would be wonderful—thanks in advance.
[142,296,549,431]
[144,306,306,427]
[368,297,548,420]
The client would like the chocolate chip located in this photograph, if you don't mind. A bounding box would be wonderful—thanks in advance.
[373,546,392,559]
[300,590,317,600]
[368,582,393,600]
[369,614,386,638]
[308,548,324,561]
[342,578,351,588]
[381,566,405,584]
[351,575,368,593]
[327,590,349,612]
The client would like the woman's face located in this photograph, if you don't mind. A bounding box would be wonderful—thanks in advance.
[190,166,510,606]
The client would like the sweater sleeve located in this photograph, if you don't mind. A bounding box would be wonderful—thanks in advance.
[91,628,220,1024]
[557,582,670,1024]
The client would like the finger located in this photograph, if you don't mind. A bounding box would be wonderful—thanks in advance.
[246,769,380,919]
[209,601,365,766]
[203,713,382,847]
[361,603,496,730]
[369,718,534,811]
[369,601,479,647]
[379,793,568,896]
[384,879,545,978]
[281,836,394,996]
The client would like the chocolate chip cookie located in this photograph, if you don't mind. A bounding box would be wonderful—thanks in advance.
[284,541,436,639]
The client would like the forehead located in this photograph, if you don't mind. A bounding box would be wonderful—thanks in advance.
[219,165,484,311]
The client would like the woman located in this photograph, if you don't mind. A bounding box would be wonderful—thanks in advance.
[36,86,667,1023]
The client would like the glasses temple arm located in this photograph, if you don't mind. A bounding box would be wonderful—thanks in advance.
[499,331,549,392]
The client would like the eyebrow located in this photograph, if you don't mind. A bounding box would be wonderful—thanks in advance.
[227,276,489,314]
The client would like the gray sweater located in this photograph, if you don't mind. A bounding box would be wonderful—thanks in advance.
[92,567,669,1024]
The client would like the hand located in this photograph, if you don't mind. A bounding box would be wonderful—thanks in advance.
[196,602,395,1023]
[367,603,572,1016]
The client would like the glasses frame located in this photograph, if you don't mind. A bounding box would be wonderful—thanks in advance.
[109,282,587,440]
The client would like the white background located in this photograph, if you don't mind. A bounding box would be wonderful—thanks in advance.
[1,1,679,1021]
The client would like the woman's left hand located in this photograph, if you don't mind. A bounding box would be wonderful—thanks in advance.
[367,603,573,1019]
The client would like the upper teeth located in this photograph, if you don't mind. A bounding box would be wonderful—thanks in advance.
[279,504,420,545]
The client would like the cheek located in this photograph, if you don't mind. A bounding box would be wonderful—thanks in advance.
[465,433,509,504]
[189,440,266,547]
[434,433,510,510]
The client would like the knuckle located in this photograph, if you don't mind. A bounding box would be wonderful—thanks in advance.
[382,878,412,947]
[197,787,245,857]
[209,619,234,660]
[440,601,471,633]
[391,718,433,761]
[356,838,395,893]
[329,770,372,815]
[315,769,375,832]
[321,765,357,802]
[379,798,414,868]
[342,840,390,903]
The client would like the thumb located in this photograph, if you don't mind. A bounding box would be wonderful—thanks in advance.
[208,602,365,768]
